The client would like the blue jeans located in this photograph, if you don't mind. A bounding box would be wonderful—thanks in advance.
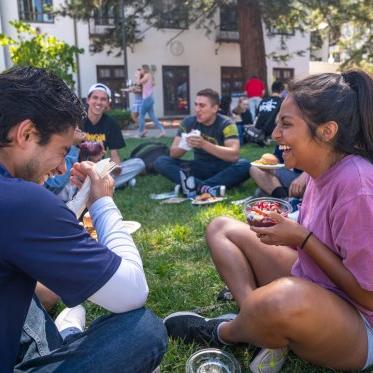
[248,96,262,120]
[139,95,164,133]
[15,297,168,372]
[154,156,251,189]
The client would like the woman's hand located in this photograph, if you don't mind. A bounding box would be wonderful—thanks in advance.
[250,212,309,248]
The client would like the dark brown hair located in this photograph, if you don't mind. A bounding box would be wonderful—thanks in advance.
[289,70,373,162]
[0,66,85,147]
[197,88,220,106]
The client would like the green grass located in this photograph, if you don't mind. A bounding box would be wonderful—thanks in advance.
[83,138,365,373]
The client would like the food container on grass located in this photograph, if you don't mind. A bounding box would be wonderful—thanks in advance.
[186,348,241,373]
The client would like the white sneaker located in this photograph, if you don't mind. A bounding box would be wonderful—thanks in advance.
[250,347,288,373]
[55,305,86,333]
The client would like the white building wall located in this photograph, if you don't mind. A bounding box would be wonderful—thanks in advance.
[265,30,310,84]
[0,1,310,116]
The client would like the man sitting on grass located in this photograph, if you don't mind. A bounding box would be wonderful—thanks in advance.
[154,88,250,195]
[82,83,145,188]
[0,66,167,372]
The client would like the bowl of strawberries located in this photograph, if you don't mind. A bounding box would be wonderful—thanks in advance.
[244,197,292,227]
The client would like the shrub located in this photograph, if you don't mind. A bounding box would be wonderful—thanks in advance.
[107,109,132,129]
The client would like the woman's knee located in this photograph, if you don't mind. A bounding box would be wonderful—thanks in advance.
[242,277,311,328]
[206,217,235,245]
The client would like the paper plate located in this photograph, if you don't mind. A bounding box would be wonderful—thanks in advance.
[192,197,226,205]
[251,162,285,170]
[123,220,141,234]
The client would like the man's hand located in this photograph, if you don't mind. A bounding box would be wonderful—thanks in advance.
[186,135,204,149]
[73,127,86,146]
[289,172,307,198]
[70,161,114,206]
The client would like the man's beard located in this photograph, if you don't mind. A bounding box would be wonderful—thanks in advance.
[23,158,42,184]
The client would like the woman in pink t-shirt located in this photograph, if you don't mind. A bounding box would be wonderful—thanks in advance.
[164,70,373,372]
[137,64,166,138]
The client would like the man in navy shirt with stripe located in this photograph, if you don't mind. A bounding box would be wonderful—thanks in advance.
[0,66,167,372]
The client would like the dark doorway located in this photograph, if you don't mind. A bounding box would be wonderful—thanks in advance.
[162,66,190,116]
[221,66,243,98]
[96,65,125,108]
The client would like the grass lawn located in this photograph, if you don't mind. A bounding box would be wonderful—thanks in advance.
[83,138,367,373]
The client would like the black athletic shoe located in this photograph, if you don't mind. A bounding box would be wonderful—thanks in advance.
[163,311,236,347]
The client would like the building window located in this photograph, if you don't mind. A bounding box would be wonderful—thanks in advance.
[221,67,243,98]
[96,66,125,108]
[154,0,188,29]
[220,4,238,32]
[89,4,118,36]
[162,66,190,116]
[93,4,118,26]
[18,0,54,23]
[273,68,294,84]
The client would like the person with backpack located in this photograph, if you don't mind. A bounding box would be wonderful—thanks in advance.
[250,80,285,145]
[82,83,145,188]
[154,89,251,195]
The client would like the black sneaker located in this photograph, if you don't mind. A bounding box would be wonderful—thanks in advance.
[164,311,235,347]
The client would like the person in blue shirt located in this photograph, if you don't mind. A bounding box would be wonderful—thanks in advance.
[0,66,167,372]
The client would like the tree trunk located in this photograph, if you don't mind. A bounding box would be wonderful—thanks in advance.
[237,0,267,86]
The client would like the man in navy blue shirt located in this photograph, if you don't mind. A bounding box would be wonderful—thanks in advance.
[0,67,167,372]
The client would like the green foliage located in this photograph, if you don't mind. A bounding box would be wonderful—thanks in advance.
[0,20,83,88]
[106,108,132,129]
[60,0,372,74]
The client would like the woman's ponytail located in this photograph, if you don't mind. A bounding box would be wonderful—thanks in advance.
[342,70,373,162]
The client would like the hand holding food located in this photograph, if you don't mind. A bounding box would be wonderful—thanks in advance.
[187,134,204,149]
[244,198,291,227]
[250,212,309,248]
[71,161,114,206]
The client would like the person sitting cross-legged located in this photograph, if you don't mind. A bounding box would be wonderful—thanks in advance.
[0,67,167,373]
[154,89,251,195]
[83,83,145,189]
[164,70,373,372]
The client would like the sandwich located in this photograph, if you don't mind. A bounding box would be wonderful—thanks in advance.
[255,153,279,165]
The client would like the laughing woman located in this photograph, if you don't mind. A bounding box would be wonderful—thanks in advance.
[164,70,373,372]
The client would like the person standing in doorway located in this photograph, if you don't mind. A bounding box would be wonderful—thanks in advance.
[138,65,166,138]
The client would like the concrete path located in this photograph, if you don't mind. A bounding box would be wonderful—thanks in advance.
[122,119,180,139]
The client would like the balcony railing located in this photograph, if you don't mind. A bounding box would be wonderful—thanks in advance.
[216,30,239,43]
[88,17,117,36]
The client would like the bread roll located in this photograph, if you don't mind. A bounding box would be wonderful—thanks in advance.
[260,153,278,165]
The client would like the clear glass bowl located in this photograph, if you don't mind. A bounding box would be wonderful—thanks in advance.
[186,348,241,373]
[244,197,292,227]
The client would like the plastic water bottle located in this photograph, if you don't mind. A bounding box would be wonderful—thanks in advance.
[179,166,196,199]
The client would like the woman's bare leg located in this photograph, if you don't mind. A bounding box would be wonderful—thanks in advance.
[206,216,297,307]
[206,217,367,370]
[220,277,367,370]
